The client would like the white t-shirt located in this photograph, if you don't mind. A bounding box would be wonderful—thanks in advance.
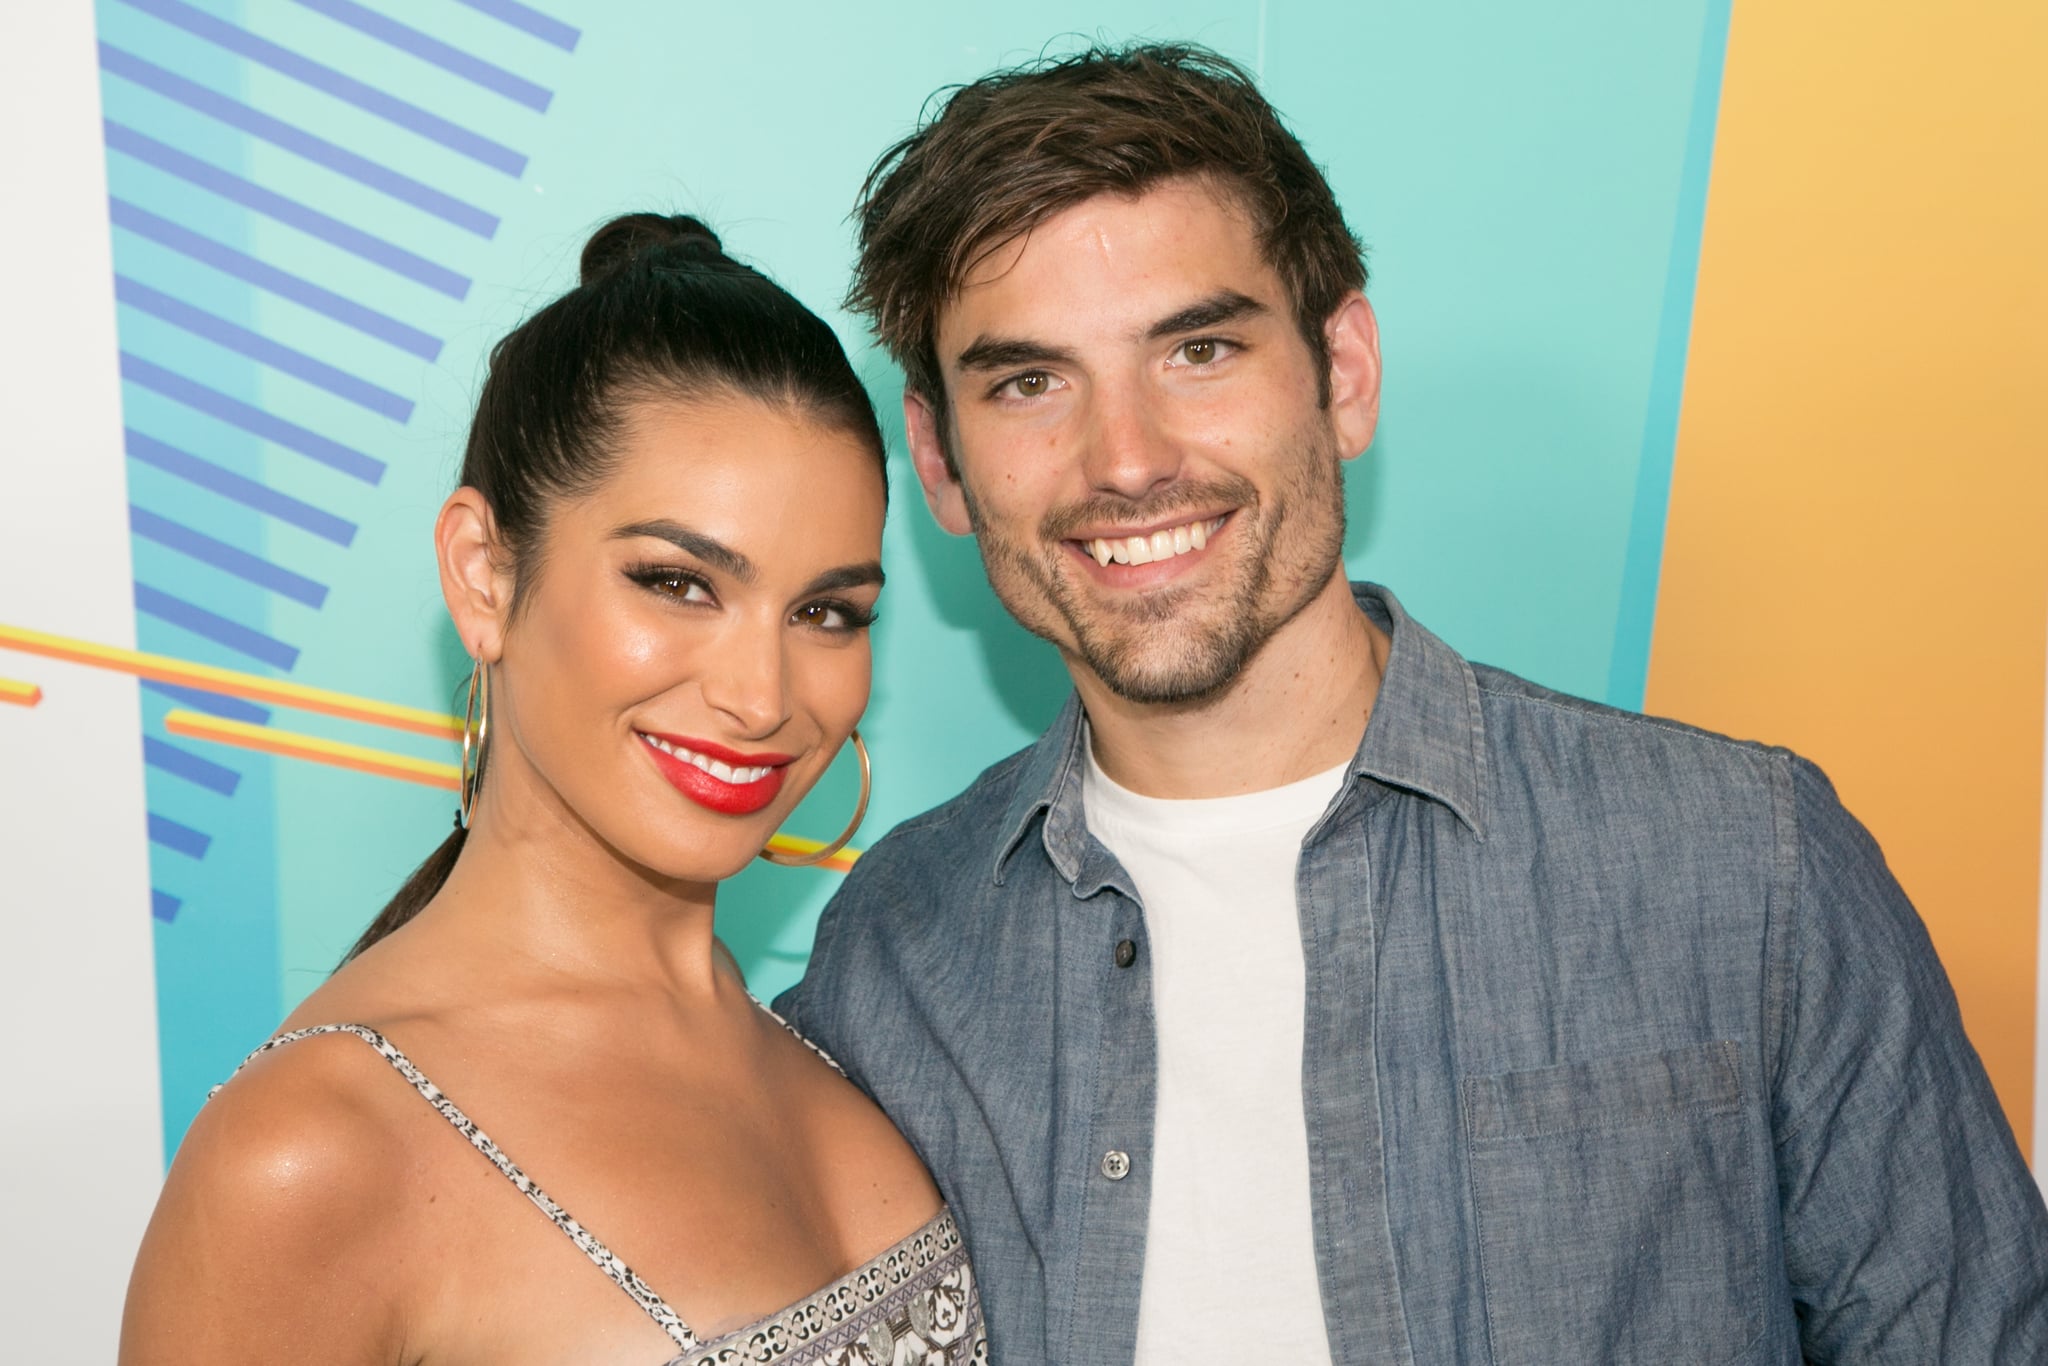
[1082,739,1345,1364]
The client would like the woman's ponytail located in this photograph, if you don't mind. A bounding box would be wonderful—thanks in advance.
[340,822,466,965]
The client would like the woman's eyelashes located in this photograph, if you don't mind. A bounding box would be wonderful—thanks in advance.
[626,566,875,635]
[625,564,716,604]
[793,598,878,635]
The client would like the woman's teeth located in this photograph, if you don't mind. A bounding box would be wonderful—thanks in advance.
[638,734,774,785]
[1085,516,1225,567]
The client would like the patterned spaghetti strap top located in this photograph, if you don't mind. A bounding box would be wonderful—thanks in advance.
[220,1008,987,1366]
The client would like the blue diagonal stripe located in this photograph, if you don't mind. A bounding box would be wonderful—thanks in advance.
[1607,0,1735,710]
[105,121,471,300]
[126,429,358,547]
[142,680,272,725]
[115,276,414,421]
[120,353,386,486]
[130,505,332,608]
[110,198,442,360]
[287,0,553,111]
[114,0,527,175]
[148,812,212,859]
[451,0,579,52]
[144,735,243,796]
[152,889,184,922]
[135,582,302,671]
[100,43,498,237]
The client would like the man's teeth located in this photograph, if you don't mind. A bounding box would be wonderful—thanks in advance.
[1086,516,1223,567]
[639,734,773,785]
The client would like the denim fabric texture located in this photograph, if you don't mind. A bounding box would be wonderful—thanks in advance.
[777,584,2048,1365]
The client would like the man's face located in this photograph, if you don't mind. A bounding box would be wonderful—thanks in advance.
[906,177,1380,705]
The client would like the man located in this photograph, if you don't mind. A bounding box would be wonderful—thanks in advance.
[777,44,2048,1364]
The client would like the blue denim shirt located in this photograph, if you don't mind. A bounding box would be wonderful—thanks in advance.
[778,584,2048,1364]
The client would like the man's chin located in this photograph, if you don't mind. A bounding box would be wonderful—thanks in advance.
[1075,629,1257,707]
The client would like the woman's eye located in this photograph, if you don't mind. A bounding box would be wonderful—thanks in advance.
[630,567,715,603]
[793,600,874,633]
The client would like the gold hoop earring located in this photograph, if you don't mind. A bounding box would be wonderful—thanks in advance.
[458,657,490,829]
[760,730,871,867]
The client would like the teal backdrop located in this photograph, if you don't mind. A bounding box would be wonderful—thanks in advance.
[85,0,1728,1151]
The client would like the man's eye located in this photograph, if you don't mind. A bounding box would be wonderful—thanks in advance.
[998,372,1058,400]
[1177,339,1229,366]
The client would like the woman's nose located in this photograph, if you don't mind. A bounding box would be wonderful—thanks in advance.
[698,623,791,738]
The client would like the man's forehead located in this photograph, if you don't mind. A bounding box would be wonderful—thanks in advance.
[939,178,1274,349]
[956,176,1257,287]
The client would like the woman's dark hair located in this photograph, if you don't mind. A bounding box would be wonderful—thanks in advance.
[343,213,886,964]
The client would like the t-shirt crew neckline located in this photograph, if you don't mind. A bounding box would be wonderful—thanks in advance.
[1080,730,1353,837]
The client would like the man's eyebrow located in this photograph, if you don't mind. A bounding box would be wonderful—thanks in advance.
[610,520,755,583]
[1145,290,1268,341]
[802,562,886,596]
[953,336,1079,375]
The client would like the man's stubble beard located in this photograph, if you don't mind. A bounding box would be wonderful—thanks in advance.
[960,423,1350,707]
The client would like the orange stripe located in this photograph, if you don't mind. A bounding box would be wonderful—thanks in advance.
[166,709,863,871]
[0,623,460,738]
[762,834,863,872]
[165,711,460,790]
[0,676,43,708]
[1648,0,2047,1148]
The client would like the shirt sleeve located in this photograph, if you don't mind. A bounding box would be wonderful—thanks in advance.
[769,844,893,1095]
[1773,756,2048,1360]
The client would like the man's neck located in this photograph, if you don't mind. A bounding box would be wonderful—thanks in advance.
[1077,574,1390,799]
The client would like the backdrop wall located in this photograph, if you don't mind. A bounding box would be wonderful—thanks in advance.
[3,1,2041,1352]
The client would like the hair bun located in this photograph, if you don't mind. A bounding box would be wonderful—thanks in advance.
[578,212,727,286]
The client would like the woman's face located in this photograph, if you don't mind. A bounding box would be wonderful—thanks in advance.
[482,394,885,885]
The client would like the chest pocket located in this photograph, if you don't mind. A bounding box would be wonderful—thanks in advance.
[1463,1040,1765,1366]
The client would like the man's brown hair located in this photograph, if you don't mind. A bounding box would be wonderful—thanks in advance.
[848,42,1367,424]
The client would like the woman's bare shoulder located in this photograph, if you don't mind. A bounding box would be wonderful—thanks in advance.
[120,1029,428,1363]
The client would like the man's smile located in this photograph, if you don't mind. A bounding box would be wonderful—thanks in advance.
[1071,513,1232,568]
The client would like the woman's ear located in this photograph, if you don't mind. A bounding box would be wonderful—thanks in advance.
[436,488,512,661]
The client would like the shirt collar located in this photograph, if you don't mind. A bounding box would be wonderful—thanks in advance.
[992,582,1491,884]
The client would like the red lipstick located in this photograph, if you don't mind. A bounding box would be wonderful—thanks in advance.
[637,732,793,816]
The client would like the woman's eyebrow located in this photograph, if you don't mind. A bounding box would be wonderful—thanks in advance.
[610,520,755,584]
[802,562,886,596]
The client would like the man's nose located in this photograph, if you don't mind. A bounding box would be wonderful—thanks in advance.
[699,621,792,739]
[1080,382,1182,502]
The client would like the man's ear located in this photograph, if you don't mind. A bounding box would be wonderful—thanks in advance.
[903,388,974,536]
[1323,292,1382,461]
[436,487,512,662]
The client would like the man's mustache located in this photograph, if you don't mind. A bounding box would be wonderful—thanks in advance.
[1039,476,1257,544]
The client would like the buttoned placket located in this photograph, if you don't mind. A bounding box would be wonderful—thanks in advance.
[1297,780,1419,1365]
[1055,823,1157,1365]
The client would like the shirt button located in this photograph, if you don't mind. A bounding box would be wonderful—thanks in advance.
[1113,939,1138,969]
[1100,1149,1131,1181]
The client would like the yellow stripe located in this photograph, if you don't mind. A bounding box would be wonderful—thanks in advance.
[167,708,863,871]
[0,676,43,707]
[165,710,461,789]
[762,832,863,871]
[0,622,459,737]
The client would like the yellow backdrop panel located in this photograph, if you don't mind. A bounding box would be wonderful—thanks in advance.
[1649,1,2048,1151]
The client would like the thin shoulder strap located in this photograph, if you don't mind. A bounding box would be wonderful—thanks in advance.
[750,994,847,1077]
[227,1024,699,1351]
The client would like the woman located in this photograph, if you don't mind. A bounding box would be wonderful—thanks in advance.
[121,214,986,1365]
